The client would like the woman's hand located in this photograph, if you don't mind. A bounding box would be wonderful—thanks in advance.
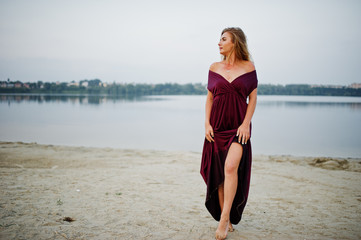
[236,122,250,144]
[205,123,214,143]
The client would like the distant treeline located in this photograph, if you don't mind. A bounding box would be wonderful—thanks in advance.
[1,79,361,96]
[258,84,361,96]
[0,80,206,95]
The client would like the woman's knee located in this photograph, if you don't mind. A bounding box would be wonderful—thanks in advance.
[224,143,243,175]
[224,161,238,175]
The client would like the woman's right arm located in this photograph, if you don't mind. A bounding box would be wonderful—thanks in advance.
[205,90,214,142]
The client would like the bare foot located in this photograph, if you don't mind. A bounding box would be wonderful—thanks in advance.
[228,222,234,232]
[215,217,229,240]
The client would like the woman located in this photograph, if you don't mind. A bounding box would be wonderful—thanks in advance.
[200,27,258,240]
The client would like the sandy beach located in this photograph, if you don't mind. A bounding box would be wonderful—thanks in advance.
[0,142,360,240]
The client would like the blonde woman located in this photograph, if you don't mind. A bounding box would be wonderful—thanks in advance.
[200,27,258,240]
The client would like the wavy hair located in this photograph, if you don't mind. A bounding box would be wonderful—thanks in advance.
[221,27,251,61]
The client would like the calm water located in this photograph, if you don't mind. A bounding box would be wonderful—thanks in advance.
[1,94,361,158]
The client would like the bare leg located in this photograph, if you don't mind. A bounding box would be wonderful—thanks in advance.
[218,184,234,232]
[215,143,243,239]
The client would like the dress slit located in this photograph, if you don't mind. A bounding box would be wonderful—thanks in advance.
[204,139,251,224]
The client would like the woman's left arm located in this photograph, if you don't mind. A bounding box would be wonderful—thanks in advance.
[237,88,257,144]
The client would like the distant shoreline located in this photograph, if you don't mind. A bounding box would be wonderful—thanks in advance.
[1,141,360,167]
[1,79,361,96]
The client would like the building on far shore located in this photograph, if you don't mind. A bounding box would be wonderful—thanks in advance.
[310,84,343,89]
[67,81,79,87]
[349,83,361,89]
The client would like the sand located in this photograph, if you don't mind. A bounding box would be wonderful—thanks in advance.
[0,142,360,240]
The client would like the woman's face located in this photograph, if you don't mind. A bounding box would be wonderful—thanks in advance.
[218,32,234,56]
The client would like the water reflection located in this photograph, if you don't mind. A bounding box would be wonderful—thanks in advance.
[2,94,361,111]
[0,94,163,105]
[258,100,361,110]
[257,96,361,111]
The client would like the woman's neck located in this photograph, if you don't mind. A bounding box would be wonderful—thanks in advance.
[224,50,240,65]
[224,53,238,66]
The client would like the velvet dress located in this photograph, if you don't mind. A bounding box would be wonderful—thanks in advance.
[200,69,258,224]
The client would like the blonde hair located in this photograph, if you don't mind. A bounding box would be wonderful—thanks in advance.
[221,27,251,61]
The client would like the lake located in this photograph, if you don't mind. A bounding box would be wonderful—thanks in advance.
[1,94,360,158]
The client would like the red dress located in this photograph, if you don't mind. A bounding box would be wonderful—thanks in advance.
[200,69,258,224]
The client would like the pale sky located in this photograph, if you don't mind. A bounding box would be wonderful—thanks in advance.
[1,0,360,85]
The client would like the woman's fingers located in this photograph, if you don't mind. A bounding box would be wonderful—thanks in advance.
[206,134,211,142]
[209,131,214,142]
[206,134,214,142]
[242,134,248,144]
[237,124,250,144]
[208,127,251,144]
[238,131,249,144]
[205,129,214,143]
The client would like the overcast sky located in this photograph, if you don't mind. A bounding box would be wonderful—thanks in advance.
[0,0,360,85]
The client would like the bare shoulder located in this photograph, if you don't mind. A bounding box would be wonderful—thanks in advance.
[209,62,221,72]
[244,61,256,72]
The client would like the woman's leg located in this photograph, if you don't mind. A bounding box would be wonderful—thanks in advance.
[216,142,243,239]
[218,184,234,232]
